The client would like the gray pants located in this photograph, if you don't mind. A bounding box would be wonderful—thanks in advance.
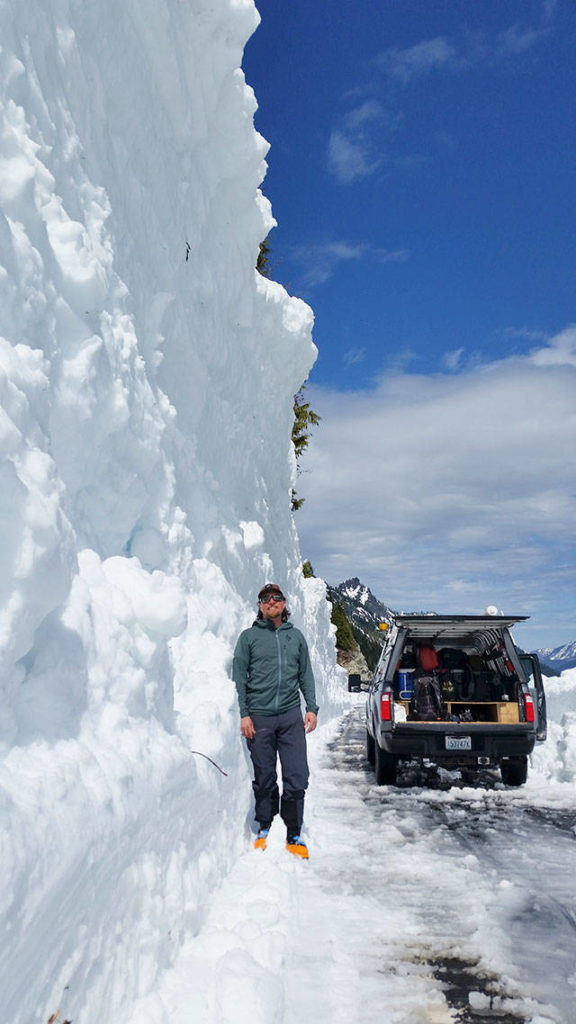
[247,707,309,834]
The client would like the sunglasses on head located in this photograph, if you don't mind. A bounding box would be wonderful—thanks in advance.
[259,593,285,604]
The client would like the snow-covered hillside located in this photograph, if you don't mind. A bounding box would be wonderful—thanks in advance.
[537,640,576,673]
[0,2,343,1019]
[332,576,395,632]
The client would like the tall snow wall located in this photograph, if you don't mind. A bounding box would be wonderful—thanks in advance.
[0,1,343,1019]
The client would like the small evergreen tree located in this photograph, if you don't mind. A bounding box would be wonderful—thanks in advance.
[302,560,315,578]
[330,602,356,651]
[256,237,272,278]
[291,384,321,511]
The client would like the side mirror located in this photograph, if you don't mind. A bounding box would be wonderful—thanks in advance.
[348,673,362,692]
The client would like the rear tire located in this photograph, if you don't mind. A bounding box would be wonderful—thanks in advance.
[500,756,528,786]
[366,729,375,765]
[375,744,397,785]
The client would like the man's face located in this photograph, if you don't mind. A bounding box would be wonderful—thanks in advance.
[259,593,286,623]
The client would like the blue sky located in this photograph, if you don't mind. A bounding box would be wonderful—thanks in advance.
[243,1,576,649]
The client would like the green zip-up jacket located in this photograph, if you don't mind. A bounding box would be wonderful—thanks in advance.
[232,619,318,719]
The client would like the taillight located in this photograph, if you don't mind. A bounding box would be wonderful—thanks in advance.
[523,693,535,723]
[380,693,392,721]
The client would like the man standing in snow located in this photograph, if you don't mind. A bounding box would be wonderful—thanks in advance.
[232,583,318,859]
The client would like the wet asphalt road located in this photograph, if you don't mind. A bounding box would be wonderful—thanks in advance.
[320,706,576,1023]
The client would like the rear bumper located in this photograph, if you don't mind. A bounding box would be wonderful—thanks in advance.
[378,723,535,763]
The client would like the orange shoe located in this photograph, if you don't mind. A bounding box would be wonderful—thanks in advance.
[286,836,309,859]
[254,829,269,851]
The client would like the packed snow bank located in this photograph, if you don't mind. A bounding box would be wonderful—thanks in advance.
[531,667,576,783]
[0,1,343,1019]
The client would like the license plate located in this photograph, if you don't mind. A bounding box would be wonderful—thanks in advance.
[445,736,472,751]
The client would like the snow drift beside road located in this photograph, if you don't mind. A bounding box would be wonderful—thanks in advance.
[532,666,576,783]
[0,1,342,1020]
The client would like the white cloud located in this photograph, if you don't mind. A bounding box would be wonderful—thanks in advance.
[496,23,550,57]
[292,240,366,288]
[376,248,410,264]
[543,0,558,20]
[504,326,549,344]
[327,99,388,184]
[529,324,576,367]
[377,18,553,85]
[379,37,458,84]
[343,347,366,367]
[344,99,383,131]
[328,128,381,184]
[297,329,576,627]
[291,240,409,289]
[443,348,465,371]
[330,11,557,188]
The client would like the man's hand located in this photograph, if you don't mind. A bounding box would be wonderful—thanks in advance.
[240,715,255,739]
[304,711,317,734]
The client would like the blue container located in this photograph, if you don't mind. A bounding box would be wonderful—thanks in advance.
[398,670,414,701]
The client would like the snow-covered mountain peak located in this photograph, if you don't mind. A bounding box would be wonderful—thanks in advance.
[336,578,394,623]
[537,640,576,672]
[327,577,396,673]
[340,576,369,604]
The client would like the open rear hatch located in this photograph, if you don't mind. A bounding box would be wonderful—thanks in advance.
[387,615,533,727]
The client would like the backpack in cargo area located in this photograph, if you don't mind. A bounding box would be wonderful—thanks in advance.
[438,648,469,671]
[438,647,472,699]
[411,675,443,720]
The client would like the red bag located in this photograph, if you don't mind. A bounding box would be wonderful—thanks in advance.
[419,645,439,672]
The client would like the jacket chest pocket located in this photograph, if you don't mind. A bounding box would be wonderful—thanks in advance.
[281,640,299,673]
